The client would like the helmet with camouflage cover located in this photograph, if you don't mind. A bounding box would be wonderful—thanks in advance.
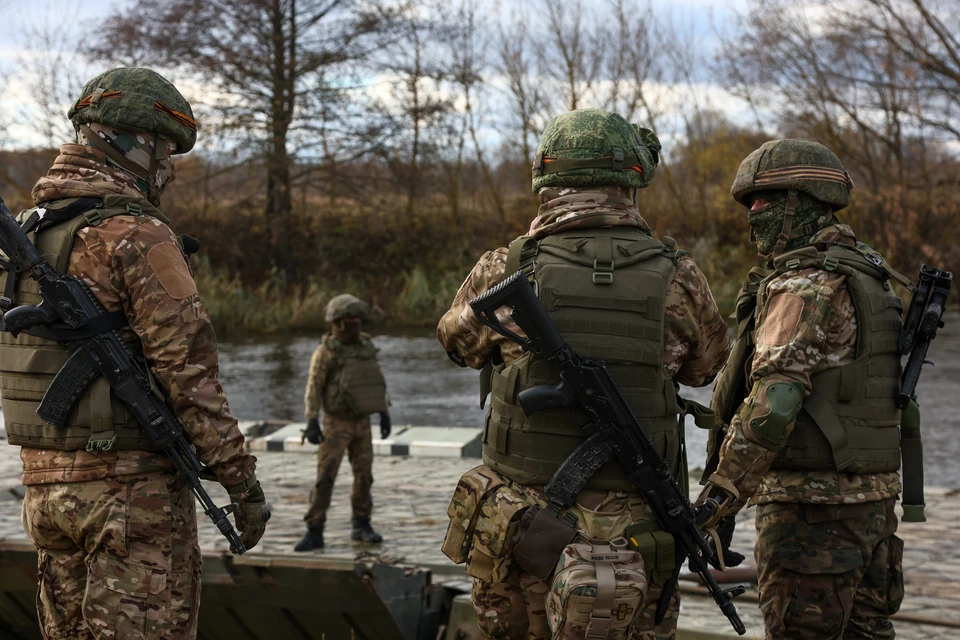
[532,109,661,193]
[325,294,370,323]
[731,139,853,209]
[68,67,197,153]
[733,139,855,258]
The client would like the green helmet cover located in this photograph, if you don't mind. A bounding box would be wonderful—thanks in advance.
[532,109,660,193]
[731,139,853,210]
[68,68,197,153]
[325,294,370,323]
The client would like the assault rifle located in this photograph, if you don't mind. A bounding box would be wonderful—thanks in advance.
[470,271,746,636]
[896,264,952,523]
[898,264,952,409]
[0,196,246,554]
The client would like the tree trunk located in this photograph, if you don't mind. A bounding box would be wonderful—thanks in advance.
[267,0,294,273]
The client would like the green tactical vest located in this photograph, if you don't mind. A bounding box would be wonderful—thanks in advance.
[709,242,903,475]
[320,333,388,417]
[0,195,170,452]
[481,227,685,491]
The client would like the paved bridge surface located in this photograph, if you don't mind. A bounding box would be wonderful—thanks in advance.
[1,431,958,639]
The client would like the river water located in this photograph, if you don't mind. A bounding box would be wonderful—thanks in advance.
[214,315,960,488]
[1,318,955,487]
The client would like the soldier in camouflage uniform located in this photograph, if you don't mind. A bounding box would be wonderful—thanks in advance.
[0,68,270,639]
[697,139,906,639]
[294,294,391,551]
[437,109,730,640]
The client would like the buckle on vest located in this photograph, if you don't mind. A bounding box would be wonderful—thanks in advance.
[593,258,615,285]
[785,258,801,270]
[0,295,11,311]
[126,203,142,216]
[822,256,840,271]
[83,210,103,227]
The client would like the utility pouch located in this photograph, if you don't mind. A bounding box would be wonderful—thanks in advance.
[441,466,505,564]
[546,539,648,640]
[623,523,676,584]
[513,505,579,581]
[467,486,529,583]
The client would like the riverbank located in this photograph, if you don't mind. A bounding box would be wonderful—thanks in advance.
[0,444,957,639]
[195,259,464,336]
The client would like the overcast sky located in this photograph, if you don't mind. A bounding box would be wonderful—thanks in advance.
[0,0,753,151]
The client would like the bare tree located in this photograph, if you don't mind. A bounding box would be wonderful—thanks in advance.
[720,0,960,267]
[86,0,390,276]
[13,2,84,148]
[538,0,606,112]
[376,1,453,216]
[448,1,506,223]
[495,8,548,189]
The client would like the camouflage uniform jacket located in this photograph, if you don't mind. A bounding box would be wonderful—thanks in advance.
[711,224,901,511]
[304,331,383,419]
[438,186,731,397]
[18,144,256,487]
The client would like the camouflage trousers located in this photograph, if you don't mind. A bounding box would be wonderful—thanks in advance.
[755,498,904,640]
[22,471,201,640]
[304,414,374,527]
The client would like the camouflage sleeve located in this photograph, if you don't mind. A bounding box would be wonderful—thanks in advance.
[304,343,334,419]
[113,218,256,486]
[664,256,731,386]
[437,248,521,370]
[704,268,844,513]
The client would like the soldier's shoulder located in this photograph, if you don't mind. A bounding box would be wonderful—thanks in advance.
[668,253,711,293]
[766,266,845,295]
[83,213,176,246]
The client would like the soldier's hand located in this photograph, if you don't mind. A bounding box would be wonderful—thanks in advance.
[379,412,391,439]
[305,417,323,444]
[226,473,271,552]
[707,517,746,572]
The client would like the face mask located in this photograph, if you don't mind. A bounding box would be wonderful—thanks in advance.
[79,123,177,204]
[746,192,788,255]
[334,318,362,342]
[746,191,833,256]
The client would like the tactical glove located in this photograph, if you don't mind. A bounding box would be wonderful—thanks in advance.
[226,472,271,553]
[304,417,323,444]
[707,517,746,572]
[379,412,391,439]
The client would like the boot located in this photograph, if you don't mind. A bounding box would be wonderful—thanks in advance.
[351,517,383,544]
[294,524,324,551]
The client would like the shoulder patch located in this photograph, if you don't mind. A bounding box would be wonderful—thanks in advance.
[146,242,198,300]
[760,292,804,346]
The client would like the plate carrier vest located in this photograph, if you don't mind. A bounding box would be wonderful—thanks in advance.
[0,195,172,452]
[481,227,687,491]
[709,241,904,475]
[320,333,388,417]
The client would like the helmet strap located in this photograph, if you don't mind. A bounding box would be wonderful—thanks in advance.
[147,134,170,205]
[770,189,799,257]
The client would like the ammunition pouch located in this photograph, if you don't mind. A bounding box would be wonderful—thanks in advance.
[623,521,677,584]
[442,466,531,583]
